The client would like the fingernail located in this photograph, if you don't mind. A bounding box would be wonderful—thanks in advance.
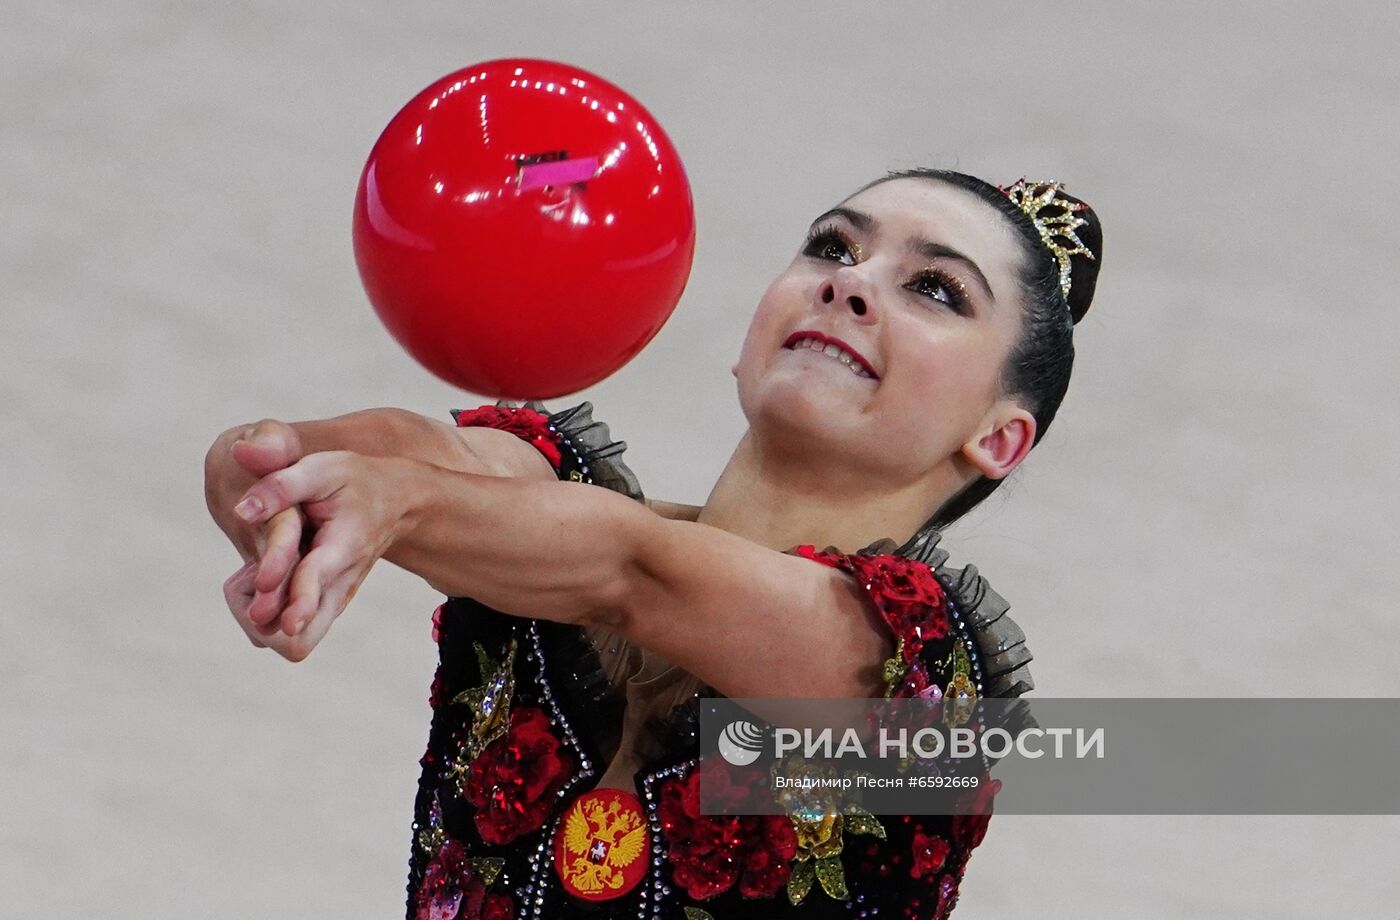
[234,496,262,522]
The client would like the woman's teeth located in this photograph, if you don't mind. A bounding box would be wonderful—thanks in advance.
[791,337,875,378]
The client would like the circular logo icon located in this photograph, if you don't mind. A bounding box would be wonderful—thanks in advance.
[553,788,649,901]
[718,719,766,766]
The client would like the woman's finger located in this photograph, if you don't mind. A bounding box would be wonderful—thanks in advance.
[222,561,267,648]
[295,555,366,651]
[235,452,348,526]
[223,559,256,607]
[281,539,355,636]
[248,556,298,628]
[253,506,305,607]
[227,560,285,642]
[230,420,304,477]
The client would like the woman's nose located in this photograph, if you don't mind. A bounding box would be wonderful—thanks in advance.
[819,278,873,319]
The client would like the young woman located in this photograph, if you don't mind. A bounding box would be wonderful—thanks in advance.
[205,168,1103,919]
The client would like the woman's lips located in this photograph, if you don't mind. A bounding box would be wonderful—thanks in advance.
[781,330,880,379]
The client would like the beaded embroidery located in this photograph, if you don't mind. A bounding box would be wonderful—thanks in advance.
[443,639,518,796]
[785,805,888,905]
[943,640,978,729]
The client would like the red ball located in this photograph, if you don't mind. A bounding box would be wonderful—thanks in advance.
[352,59,696,398]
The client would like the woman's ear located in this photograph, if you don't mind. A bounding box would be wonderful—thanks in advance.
[960,401,1036,481]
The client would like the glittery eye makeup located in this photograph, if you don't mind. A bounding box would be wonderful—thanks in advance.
[802,224,971,315]
[801,224,859,264]
[908,267,971,315]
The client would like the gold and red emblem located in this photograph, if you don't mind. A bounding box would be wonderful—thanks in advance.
[553,787,649,901]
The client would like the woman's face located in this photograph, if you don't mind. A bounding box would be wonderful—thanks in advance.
[733,177,1035,485]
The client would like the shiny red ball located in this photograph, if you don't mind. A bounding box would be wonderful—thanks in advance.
[353,59,696,398]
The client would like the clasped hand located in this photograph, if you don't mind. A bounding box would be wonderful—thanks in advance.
[215,423,413,662]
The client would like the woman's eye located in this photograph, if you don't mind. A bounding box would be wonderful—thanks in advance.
[803,228,855,266]
[909,272,967,314]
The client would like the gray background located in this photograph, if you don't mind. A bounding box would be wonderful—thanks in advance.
[4,1,1397,917]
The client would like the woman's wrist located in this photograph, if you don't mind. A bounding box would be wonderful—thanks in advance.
[384,457,503,597]
[385,455,436,560]
[381,460,641,621]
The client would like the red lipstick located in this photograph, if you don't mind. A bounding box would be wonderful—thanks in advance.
[781,330,880,379]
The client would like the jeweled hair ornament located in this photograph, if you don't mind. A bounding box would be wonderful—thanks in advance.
[998,178,1096,304]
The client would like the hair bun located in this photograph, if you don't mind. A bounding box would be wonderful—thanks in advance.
[1057,190,1102,325]
[998,178,1103,325]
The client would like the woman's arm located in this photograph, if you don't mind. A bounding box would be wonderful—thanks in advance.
[236,454,891,693]
[388,463,891,698]
[210,409,696,552]
[212,404,702,640]
[207,408,560,639]
[643,498,703,522]
[206,408,554,552]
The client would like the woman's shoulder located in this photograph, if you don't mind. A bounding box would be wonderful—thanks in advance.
[890,528,1034,699]
[790,529,1033,700]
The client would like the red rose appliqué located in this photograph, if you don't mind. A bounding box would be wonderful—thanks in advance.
[792,547,950,662]
[464,706,574,845]
[454,405,564,471]
[951,778,1002,851]
[657,769,797,900]
[910,828,951,880]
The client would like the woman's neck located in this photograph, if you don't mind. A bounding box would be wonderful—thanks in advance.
[693,427,960,553]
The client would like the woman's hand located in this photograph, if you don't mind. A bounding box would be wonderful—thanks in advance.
[205,420,306,560]
[206,419,311,641]
[231,451,417,661]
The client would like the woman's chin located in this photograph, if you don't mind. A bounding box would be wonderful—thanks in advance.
[762,363,877,408]
[748,375,870,431]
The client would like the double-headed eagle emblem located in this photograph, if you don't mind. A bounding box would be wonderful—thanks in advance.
[558,795,649,896]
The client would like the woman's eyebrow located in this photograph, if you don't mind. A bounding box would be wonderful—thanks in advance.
[809,206,872,231]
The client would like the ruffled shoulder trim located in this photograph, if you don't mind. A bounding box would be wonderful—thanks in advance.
[853,529,1034,699]
[460,399,646,501]
[529,400,644,500]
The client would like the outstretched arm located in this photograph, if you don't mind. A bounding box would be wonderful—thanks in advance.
[208,407,695,558]
[209,404,703,648]
[235,454,891,697]
[206,408,555,556]
[206,407,559,642]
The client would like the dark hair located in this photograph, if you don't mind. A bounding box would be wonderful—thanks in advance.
[851,168,1104,530]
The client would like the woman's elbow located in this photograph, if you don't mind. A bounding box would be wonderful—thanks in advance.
[569,501,663,633]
